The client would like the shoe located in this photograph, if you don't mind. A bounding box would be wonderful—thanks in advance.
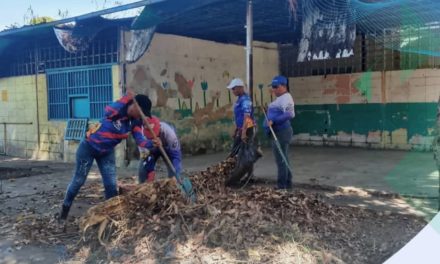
[274,187,290,192]
[256,147,263,158]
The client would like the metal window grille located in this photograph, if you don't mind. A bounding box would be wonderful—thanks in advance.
[64,118,88,141]
[0,29,118,78]
[47,64,113,120]
[281,26,440,78]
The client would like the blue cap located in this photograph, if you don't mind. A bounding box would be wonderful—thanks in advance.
[270,75,288,87]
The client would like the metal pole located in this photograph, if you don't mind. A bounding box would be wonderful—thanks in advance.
[2,123,5,155]
[120,26,131,166]
[120,27,127,94]
[34,45,41,152]
[246,0,254,103]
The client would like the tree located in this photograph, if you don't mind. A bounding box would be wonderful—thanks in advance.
[21,5,54,26]
[58,9,69,19]
[29,16,54,25]
[4,23,20,30]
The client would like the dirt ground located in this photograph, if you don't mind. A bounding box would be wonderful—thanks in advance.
[0,146,435,263]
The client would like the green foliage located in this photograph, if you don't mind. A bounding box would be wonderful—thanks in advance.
[29,16,54,25]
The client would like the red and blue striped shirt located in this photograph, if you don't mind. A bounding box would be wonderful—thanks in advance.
[86,95,153,152]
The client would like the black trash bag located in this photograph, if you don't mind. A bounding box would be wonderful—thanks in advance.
[226,139,261,187]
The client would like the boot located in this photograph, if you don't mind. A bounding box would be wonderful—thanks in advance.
[58,204,71,222]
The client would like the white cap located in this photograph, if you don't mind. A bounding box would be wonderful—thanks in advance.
[227,78,245,89]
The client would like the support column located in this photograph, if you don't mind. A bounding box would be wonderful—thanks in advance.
[246,0,254,103]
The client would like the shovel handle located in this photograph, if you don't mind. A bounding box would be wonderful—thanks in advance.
[260,106,278,141]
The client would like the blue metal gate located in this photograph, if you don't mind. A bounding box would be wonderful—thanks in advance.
[46,64,114,120]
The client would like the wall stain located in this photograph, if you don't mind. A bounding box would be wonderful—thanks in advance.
[322,75,359,104]
[129,65,169,107]
[192,93,232,127]
[222,70,230,79]
[174,72,193,99]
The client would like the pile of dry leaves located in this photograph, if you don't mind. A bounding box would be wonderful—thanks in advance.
[76,158,340,262]
[72,157,424,264]
[11,158,427,263]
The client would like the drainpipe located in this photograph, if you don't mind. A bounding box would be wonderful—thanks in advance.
[34,44,41,153]
[246,0,254,104]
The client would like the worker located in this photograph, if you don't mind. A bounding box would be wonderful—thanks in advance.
[226,78,261,186]
[228,78,255,148]
[264,75,295,190]
[138,116,182,183]
[58,92,159,222]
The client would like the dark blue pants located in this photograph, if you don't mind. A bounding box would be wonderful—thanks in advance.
[272,126,293,189]
[63,140,117,207]
[138,149,182,183]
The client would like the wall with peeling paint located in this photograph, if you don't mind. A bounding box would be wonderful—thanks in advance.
[0,74,69,159]
[0,75,43,158]
[124,33,279,154]
[0,66,126,164]
[290,69,439,150]
[0,32,278,161]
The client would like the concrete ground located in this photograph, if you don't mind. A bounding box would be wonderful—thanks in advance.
[1,146,438,217]
[0,146,438,263]
[182,146,439,218]
[182,146,436,194]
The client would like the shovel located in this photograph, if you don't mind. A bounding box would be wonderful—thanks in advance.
[132,96,196,203]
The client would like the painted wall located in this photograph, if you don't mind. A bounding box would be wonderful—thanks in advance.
[0,75,47,158]
[0,32,279,162]
[291,69,439,150]
[0,65,122,163]
[125,33,279,154]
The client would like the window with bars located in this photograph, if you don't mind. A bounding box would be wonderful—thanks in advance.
[46,64,113,120]
[0,27,119,78]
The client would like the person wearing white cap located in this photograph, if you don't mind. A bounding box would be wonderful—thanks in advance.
[225,78,262,187]
[227,78,255,148]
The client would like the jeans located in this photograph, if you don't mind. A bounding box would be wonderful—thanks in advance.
[272,126,293,189]
[63,140,117,207]
[138,149,182,183]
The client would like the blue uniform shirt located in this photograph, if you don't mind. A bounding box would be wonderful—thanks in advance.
[234,94,254,128]
[264,93,295,133]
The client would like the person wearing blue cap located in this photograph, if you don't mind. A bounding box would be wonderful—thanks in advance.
[264,75,295,190]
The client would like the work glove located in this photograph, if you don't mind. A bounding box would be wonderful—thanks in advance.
[139,148,150,160]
